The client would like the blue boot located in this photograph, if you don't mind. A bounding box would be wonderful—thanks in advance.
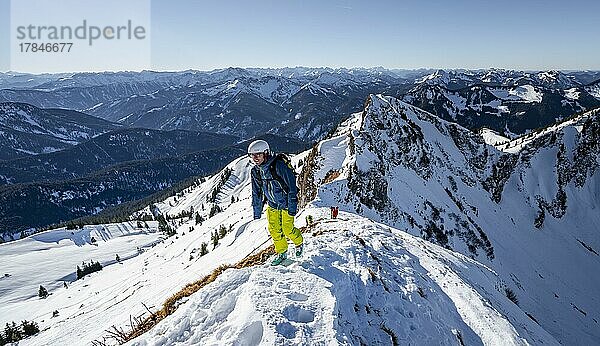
[295,243,304,258]
[271,251,287,266]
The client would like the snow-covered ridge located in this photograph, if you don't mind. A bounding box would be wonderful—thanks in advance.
[127,212,556,346]
[298,94,600,344]
[416,69,579,90]
[2,95,599,345]
[415,69,477,87]
[479,128,510,146]
[585,82,600,100]
[403,72,600,139]
[0,102,119,160]
[493,108,598,153]
[488,85,542,103]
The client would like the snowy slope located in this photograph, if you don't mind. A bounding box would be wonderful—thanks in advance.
[2,95,599,345]
[494,108,598,153]
[479,128,510,147]
[296,95,600,345]
[127,211,556,346]
[0,151,545,346]
[0,222,160,324]
[0,157,275,345]
[488,85,543,103]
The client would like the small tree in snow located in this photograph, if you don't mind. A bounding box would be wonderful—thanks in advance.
[209,204,222,218]
[38,285,48,299]
[195,212,204,225]
[505,288,519,306]
[21,320,39,336]
[200,242,208,256]
[4,322,21,342]
[211,231,219,249]
[218,224,227,239]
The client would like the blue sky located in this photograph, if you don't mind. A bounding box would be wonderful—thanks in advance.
[2,0,599,72]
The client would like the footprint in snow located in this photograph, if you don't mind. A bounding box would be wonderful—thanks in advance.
[283,305,315,323]
[277,282,290,290]
[235,320,264,346]
[275,321,297,339]
[286,292,309,302]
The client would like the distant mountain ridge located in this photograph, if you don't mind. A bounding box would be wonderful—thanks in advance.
[0,102,120,160]
[403,75,600,135]
[0,134,309,236]
[0,128,239,185]
[2,68,599,142]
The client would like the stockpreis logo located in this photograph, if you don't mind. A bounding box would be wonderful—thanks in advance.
[10,0,151,72]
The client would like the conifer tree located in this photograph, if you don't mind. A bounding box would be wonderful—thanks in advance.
[4,322,21,342]
[200,242,208,256]
[21,320,39,336]
[219,225,227,239]
[195,212,204,225]
[212,230,219,249]
[38,285,48,299]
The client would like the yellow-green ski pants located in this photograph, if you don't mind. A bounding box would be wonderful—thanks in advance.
[266,206,303,254]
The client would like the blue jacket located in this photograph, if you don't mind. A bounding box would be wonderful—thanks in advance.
[251,154,298,219]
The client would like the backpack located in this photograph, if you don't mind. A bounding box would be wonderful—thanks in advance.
[264,153,295,194]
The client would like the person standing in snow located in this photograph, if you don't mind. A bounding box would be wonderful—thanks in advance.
[248,140,304,265]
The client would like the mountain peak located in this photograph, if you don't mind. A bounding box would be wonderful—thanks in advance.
[2,74,600,346]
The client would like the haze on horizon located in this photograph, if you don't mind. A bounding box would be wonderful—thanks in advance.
[1,0,599,73]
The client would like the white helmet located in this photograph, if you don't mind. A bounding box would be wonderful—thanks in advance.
[247,139,270,155]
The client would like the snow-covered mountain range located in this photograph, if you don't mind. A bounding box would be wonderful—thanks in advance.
[0,128,240,185]
[297,95,600,344]
[404,70,600,136]
[2,68,598,143]
[0,102,120,160]
[0,134,308,239]
[2,94,598,345]
[0,68,411,142]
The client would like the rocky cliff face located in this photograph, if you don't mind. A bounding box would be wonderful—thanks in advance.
[299,94,600,344]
